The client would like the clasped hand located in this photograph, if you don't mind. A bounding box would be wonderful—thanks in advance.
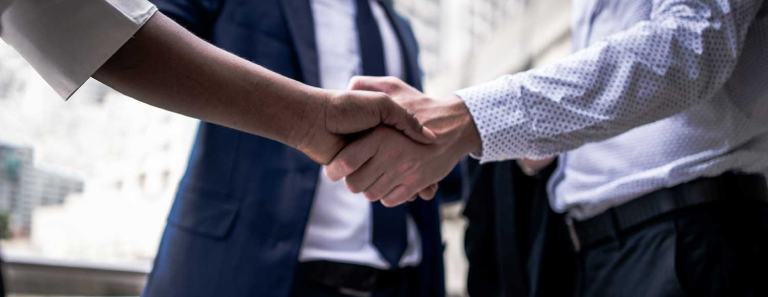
[323,77,483,207]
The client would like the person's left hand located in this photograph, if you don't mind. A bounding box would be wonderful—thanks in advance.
[325,76,482,206]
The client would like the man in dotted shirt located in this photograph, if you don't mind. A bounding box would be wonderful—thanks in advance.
[327,0,768,296]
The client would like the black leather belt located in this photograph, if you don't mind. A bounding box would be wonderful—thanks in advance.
[295,261,416,294]
[566,172,768,252]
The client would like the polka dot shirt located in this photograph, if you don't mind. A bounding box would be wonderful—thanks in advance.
[455,0,768,220]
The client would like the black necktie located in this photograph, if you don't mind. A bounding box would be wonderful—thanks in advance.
[356,0,408,268]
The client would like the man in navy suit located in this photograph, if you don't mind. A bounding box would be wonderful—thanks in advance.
[142,0,449,296]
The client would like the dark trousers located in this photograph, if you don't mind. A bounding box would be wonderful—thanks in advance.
[289,266,418,297]
[464,160,576,297]
[575,199,768,297]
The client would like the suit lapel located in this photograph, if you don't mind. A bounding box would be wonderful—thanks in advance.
[379,0,423,91]
[279,0,321,88]
[280,0,420,90]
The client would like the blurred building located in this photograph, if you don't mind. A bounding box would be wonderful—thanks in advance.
[0,142,83,237]
[394,0,525,81]
[0,43,198,266]
[395,0,571,96]
[21,84,198,265]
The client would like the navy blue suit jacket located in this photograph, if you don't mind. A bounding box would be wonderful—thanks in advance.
[142,1,446,296]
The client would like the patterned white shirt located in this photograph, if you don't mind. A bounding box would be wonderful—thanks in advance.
[456,0,768,220]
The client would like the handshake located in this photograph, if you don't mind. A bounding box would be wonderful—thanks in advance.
[295,76,482,207]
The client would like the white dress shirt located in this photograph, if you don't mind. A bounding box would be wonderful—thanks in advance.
[298,0,422,269]
[456,0,768,220]
[0,0,157,100]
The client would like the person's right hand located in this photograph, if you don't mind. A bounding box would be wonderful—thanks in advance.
[293,89,437,165]
[324,77,482,206]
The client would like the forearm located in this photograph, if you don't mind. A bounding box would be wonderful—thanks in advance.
[93,12,322,149]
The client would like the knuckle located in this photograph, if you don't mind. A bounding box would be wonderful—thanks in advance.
[346,181,362,194]
[349,76,362,88]
[364,191,380,201]
[330,91,347,103]
[345,171,361,182]
[369,187,385,200]
[376,93,391,104]
[397,160,415,174]
[382,77,400,91]
[345,177,364,193]
[384,148,403,162]
[338,158,355,173]
[405,185,419,197]
[371,94,391,113]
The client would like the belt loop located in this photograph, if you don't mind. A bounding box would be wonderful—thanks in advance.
[607,209,623,249]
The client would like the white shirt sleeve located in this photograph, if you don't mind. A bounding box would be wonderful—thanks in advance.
[0,0,157,100]
[455,0,764,163]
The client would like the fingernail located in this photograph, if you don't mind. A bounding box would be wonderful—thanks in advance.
[422,127,437,141]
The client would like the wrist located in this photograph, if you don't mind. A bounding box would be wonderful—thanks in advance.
[443,95,482,156]
[290,87,331,151]
[425,95,482,159]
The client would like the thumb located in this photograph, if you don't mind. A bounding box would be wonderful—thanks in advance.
[349,76,399,93]
[325,91,436,144]
[377,96,437,144]
[348,77,437,144]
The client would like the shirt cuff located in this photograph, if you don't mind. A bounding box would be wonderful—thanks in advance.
[455,75,534,164]
[0,0,158,100]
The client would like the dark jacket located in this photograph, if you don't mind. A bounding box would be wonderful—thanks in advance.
[463,160,576,297]
[143,1,445,296]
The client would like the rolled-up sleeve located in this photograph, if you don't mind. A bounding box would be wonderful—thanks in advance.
[0,0,157,100]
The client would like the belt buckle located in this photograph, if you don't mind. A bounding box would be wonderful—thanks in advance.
[565,216,581,252]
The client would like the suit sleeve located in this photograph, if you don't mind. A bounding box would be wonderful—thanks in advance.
[0,0,157,100]
[151,0,222,39]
